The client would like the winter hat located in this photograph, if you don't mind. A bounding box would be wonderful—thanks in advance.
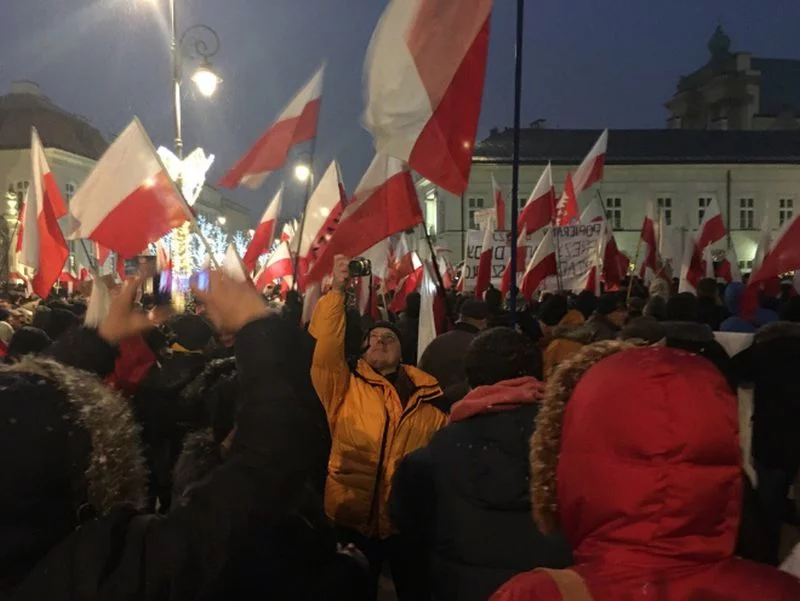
[538,294,569,327]
[619,316,667,344]
[7,326,52,361]
[363,320,402,343]
[459,298,489,321]
[464,327,543,386]
[596,293,625,316]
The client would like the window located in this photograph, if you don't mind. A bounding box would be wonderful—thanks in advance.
[657,197,672,226]
[65,182,76,202]
[425,190,438,235]
[605,197,622,230]
[7,181,29,215]
[467,196,485,229]
[739,197,754,230]
[697,196,714,226]
[738,260,754,272]
[780,198,794,227]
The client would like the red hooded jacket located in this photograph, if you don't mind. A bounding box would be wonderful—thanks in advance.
[492,347,800,600]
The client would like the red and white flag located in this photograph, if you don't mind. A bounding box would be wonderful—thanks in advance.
[716,247,742,284]
[555,172,579,226]
[386,233,415,291]
[244,186,283,271]
[389,252,424,313]
[474,214,495,299]
[492,173,506,231]
[306,154,422,281]
[18,128,69,299]
[750,214,800,287]
[580,196,628,287]
[67,118,191,259]
[222,244,249,283]
[294,161,347,267]
[281,221,296,243]
[255,241,293,291]
[364,0,492,195]
[520,228,557,301]
[219,66,324,189]
[679,233,707,294]
[572,130,608,195]
[519,163,555,237]
[696,196,726,251]
[500,164,555,295]
[635,202,658,281]
[417,260,446,359]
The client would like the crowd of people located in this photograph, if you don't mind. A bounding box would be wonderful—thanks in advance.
[1,255,800,600]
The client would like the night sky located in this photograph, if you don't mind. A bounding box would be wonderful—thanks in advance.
[2,0,798,221]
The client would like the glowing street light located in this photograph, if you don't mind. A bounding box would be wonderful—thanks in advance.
[294,163,312,183]
[217,215,227,226]
[191,61,222,98]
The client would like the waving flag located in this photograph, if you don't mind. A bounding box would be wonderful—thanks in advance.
[67,118,191,258]
[555,173,579,226]
[306,154,422,281]
[219,66,324,189]
[244,186,283,271]
[364,0,492,195]
[492,173,506,230]
[474,213,495,299]
[635,202,658,281]
[572,129,608,194]
[255,241,293,291]
[19,129,69,299]
[520,229,557,301]
[696,196,726,251]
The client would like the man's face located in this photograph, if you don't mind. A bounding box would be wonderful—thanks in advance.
[364,327,402,373]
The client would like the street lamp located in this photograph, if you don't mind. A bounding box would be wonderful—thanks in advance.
[294,163,312,183]
[217,215,227,226]
[191,60,222,98]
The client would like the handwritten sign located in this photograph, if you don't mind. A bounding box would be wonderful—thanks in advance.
[461,230,535,292]
[554,223,604,292]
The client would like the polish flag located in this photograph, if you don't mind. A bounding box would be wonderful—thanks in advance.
[572,130,608,195]
[492,174,506,231]
[679,233,708,293]
[255,241,293,291]
[696,196,726,251]
[500,164,555,295]
[635,202,658,281]
[244,186,283,271]
[519,163,555,237]
[520,228,558,301]
[474,214,495,299]
[67,118,191,259]
[219,66,324,189]
[751,215,772,274]
[749,214,800,288]
[306,154,423,281]
[580,196,628,286]
[417,260,447,359]
[716,247,742,284]
[389,252,424,313]
[555,172,579,226]
[281,221,295,243]
[364,0,492,195]
[294,161,347,269]
[386,234,415,291]
[19,129,69,299]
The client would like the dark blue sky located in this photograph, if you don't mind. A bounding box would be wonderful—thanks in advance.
[2,0,798,219]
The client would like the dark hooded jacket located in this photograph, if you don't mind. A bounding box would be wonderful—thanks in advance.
[391,378,572,601]
[3,317,338,601]
[492,344,800,601]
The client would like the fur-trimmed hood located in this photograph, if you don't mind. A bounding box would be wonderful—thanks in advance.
[754,321,800,345]
[531,342,742,567]
[3,355,147,515]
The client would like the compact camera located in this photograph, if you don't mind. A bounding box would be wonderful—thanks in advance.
[348,257,372,278]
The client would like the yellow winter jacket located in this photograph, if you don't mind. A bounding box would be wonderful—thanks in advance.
[309,290,446,538]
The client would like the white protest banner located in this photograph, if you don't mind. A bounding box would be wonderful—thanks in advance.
[554,222,605,292]
[461,230,535,292]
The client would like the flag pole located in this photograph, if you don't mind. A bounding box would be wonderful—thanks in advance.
[509,0,525,322]
[291,125,321,292]
[627,222,644,303]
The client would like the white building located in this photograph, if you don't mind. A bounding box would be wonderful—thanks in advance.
[417,127,800,272]
[0,81,252,277]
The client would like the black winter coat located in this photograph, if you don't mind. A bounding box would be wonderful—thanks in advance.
[390,404,572,601]
[4,317,349,601]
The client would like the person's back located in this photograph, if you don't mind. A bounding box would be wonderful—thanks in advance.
[491,343,800,601]
[393,329,572,601]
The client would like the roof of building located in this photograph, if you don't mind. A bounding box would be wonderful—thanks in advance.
[751,58,800,117]
[0,82,108,160]
[473,128,800,165]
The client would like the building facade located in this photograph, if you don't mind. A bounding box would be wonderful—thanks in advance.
[0,81,251,277]
[417,128,800,272]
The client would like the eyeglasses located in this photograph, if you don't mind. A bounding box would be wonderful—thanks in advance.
[369,333,399,345]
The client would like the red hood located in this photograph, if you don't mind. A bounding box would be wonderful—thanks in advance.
[557,347,741,568]
[449,376,543,423]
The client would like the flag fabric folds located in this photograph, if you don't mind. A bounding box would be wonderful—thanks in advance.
[219,66,324,189]
[19,129,69,299]
[67,118,191,259]
[244,186,283,271]
[363,0,493,195]
[492,173,506,231]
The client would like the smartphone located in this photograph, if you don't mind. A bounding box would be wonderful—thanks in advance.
[124,256,172,306]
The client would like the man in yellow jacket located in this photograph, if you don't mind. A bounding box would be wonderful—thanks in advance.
[309,255,446,601]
